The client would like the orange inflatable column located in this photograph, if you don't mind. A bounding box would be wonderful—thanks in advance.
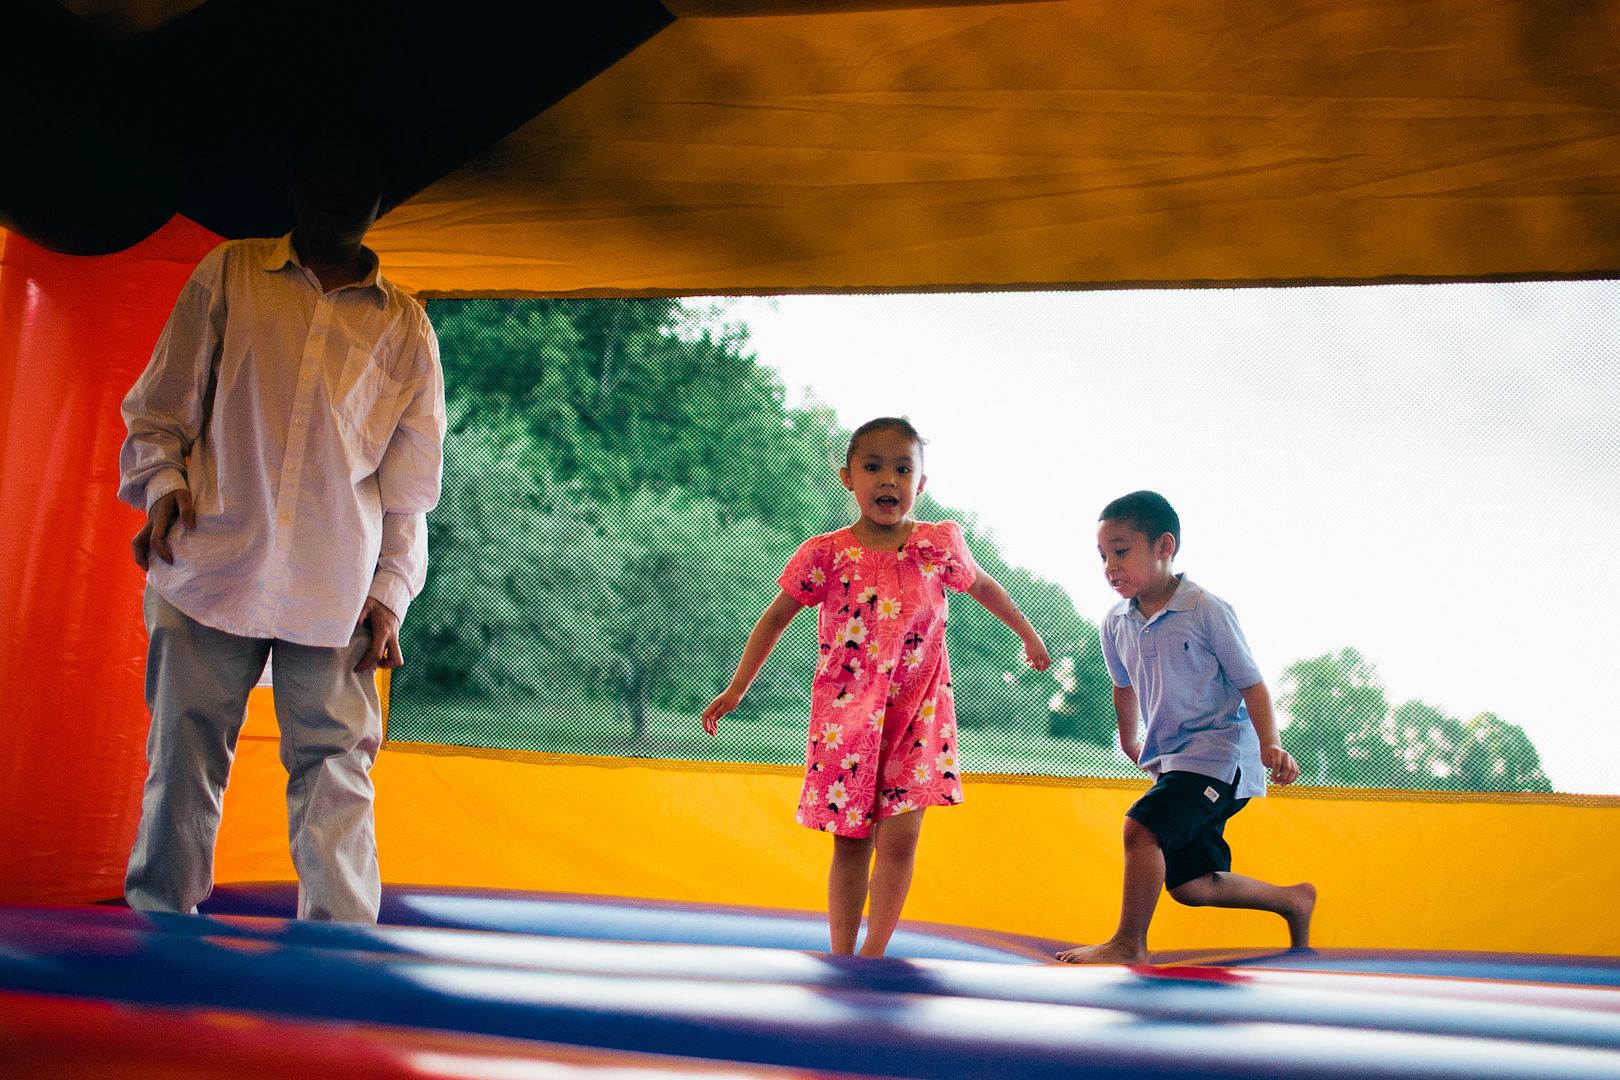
[0,218,221,904]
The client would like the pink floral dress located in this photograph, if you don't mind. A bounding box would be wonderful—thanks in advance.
[778,521,980,837]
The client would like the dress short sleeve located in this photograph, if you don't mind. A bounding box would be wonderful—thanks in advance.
[930,520,980,593]
[778,533,834,607]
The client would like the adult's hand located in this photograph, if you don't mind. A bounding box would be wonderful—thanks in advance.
[355,597,402,673]
[132,490,195,570]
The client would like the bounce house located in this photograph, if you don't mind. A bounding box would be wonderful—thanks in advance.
[4,1,1620,1076]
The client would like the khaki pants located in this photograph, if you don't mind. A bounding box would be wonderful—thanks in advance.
[125,587,382,922]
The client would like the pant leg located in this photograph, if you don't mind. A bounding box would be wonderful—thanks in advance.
[125,587,269,914]
[271,626,382,923]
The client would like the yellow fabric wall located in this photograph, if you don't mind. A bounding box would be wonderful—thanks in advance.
[219,691,1620,956]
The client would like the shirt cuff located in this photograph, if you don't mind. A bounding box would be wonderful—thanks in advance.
[368,570,413,626]
[143,469,189,511]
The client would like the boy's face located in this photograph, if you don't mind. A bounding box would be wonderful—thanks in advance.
[840,427,925,529]
[1096,519,1176,601]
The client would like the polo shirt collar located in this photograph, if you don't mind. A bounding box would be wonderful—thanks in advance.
[1164,574,1201,612]
[1115,574,1201,622]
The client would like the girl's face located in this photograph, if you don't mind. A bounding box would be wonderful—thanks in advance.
[840,427,926,529]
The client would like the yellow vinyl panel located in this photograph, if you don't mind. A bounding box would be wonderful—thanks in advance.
[214,733,1620,956]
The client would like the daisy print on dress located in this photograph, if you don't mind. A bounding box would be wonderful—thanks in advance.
[794,565,827,599]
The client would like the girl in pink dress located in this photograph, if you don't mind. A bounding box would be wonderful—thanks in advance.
[703,417,1050,957]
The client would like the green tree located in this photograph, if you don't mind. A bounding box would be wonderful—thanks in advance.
[1388,700,1470,788]
[1276,648,1396,786]
[918,500,1103,746]
[559,489,789,746]
[401,298,856,744]
[400,297,1553,791]
[1278,649,1550,792]
[1456,711,1552,792]
[1043,631,1118,748]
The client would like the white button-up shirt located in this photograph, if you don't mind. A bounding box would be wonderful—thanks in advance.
[119,235,445,647]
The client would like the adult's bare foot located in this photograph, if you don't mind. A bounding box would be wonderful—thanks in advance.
[1054,940,1147,965]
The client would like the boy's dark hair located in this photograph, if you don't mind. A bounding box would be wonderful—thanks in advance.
[846,416,926,465]
[1100,490,1181,556]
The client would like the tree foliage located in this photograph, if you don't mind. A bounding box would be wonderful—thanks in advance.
[1277,650,1550,791]
[395,297,1552,792]
[397,298,1081,753]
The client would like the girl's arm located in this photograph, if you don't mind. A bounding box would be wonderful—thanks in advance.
[1239,680,1300,785]
[965,572,1051,671]
[1114,684,1142,764]
[702,590,806,734]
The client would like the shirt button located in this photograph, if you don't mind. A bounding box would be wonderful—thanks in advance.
[279,512,290,522]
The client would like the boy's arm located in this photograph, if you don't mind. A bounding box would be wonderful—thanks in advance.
[1114,684,1143,764]
[1240,681,1300,785]
[965,572,1051,671]
[702,590,806,734]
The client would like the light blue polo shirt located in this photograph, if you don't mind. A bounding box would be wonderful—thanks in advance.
[1100,575,1267,799]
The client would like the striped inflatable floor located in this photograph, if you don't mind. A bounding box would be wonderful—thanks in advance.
[3,885,1619,1079]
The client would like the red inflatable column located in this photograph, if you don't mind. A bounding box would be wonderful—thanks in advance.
[0,218,221,904]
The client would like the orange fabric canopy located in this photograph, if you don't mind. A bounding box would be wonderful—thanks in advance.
[17,0,1620,296]
[369,0,1620,296]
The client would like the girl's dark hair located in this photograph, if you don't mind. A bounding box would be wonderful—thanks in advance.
[846,416,926,465]
[1099,490,1181,556]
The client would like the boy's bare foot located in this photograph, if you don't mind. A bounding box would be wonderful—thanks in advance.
[1054,940,1148,965]
[1283,882,1316,948]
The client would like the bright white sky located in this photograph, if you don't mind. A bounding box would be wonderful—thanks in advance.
[700,283,1620,795]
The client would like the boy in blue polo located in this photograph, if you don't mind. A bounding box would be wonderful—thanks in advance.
[1057,491,1314,964]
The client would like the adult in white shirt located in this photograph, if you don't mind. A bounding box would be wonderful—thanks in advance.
[117,145,446,922]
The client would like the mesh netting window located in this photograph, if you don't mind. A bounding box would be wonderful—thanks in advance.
[392,288,1619,796]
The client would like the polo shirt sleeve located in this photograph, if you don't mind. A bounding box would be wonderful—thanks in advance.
[1203,595,1264,690]
[1099,615,1132,688]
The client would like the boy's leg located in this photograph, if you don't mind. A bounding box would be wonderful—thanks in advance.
[828,833,875,954]
[126,588,267,914]
[1162,781,1316,948]
[1168,873,1316,947]
[271,628,383,923]
[859,808,925,957]
[1055,815,1164,964]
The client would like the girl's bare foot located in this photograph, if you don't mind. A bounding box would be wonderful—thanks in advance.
[1284,882,1317,948]
[1054,939,1148,965]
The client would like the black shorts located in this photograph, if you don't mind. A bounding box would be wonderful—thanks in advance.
[1127,770,1249,889]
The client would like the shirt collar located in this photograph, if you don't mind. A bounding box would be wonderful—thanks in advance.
[1115,574,1202,622]
[1164,574,1201,612]
[265,233,387,304]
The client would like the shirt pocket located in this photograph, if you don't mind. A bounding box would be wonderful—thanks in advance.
[335,343,407,448]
